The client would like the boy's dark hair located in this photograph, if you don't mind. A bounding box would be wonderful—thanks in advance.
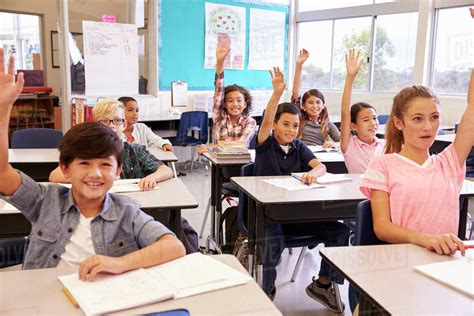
[59,122,124,167]
[350,102,376,123]
[224,84,253,116]
[117,96,137,105]
[274,102,299,123]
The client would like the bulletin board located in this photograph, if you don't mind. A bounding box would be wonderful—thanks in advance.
[158,0,289,91]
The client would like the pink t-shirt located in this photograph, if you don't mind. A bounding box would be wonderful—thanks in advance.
[360,144,466,235]
[343,135,385,173]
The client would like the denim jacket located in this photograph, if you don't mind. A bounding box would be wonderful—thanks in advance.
[1,171,173,269]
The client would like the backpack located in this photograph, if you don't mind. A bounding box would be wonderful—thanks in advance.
[220,205,239,254]
[179,218,199,254]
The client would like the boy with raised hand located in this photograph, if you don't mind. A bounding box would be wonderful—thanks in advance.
[0,48,185,279]
[49,99,174,190]
[255,67,349,312]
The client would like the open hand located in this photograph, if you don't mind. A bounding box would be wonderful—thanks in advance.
[269,67,286,94]
[296,48,309,65]
[345,49,362,77]
[0,48,24,110]
[79,255,127,281]
[216,43,230,63]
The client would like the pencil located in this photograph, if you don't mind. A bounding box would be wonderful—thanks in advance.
[63,287,79,308]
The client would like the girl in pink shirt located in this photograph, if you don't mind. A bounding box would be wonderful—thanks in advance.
[360,69,474,256]
[340,49,385,173]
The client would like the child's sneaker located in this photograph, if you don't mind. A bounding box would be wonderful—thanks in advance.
[305,277,344,313]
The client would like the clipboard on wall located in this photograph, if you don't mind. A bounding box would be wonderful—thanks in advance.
[171,81,188,107]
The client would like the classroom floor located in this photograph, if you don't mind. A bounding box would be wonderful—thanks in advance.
[177,162,353,316]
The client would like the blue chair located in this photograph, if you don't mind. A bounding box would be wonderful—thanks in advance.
[377,114,389,125]
[0,236,29,268]
[349,200,387,312]
[11,128,63,148]
[169,111,208,170]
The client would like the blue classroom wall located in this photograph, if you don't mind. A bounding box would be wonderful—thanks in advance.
[158,0,289,91]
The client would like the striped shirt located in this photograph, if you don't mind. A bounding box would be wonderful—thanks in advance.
[121,142,163,179]
[212,71,256,146]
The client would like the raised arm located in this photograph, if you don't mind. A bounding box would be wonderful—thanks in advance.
[0,48,24,196]
[258,67,286,145]
[292,49,309,101]
[453,68,474,166]
[340,49,362,153]
[213,43,230,123]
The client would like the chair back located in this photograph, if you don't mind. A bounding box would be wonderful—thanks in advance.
[237,163,254,236]
[248,133,258,150]
[11,128,63,148]
[0,236,29,268]
[174,111,208,145]
[354,200,386,246]
[377,114,389,125]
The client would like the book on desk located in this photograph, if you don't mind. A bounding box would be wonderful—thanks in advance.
[208,141,251,160]
[59,253,252,315]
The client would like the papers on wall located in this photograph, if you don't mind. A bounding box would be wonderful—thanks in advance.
[204,3,246,70]
[248,8,286,70]
[83,21,138,96]
[414,251,474,298]
[193,94,213,114]
[58,253,251,315]
[291,172,352,185]
[262,177,323,191]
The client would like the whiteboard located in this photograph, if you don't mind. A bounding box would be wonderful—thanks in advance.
[83,21,138,96]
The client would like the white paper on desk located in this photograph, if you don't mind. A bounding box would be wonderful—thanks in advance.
[59,253,251,315]
[56,179,159,193]
[308,145,339,153]
[292,173,352,185]
[413,251,474,298]
[314,152,343,162]
[262,177,323,191]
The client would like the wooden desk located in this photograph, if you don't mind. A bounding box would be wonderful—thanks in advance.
[320,244,473,314]
[9,148,59,181]
[0,254,282,316]
[0,178,198,239]
[231,175,474,286]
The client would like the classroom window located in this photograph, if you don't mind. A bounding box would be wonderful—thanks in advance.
[0,12,42,71]
[297,0,373,12]
[372,12,417,92]
[296,1,418,92]
[431,6,472,95]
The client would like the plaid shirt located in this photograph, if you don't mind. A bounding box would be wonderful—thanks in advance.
[121,142,163,179]
[212,71,256,146]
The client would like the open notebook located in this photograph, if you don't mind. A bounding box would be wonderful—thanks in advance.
[291,173,352,184]
[58,179,157,194]
[58,253,252,315]
[414,251,474,298]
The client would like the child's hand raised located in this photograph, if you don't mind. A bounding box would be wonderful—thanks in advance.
[0,48,24,111]
[345,49,362,77]
[270,67,285,94]
[296,48,309,65]
[216,43,230,63]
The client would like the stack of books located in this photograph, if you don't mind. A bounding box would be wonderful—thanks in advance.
[209,141,251,160]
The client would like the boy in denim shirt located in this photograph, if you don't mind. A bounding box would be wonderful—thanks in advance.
[256,67,349,312]
[0,49,185,280]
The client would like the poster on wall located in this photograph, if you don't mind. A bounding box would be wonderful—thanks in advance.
[83,21,138,96]
[204,2,246,70]
[248,8,286,70]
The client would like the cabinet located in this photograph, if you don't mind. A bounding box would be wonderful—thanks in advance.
[9,95,55,131]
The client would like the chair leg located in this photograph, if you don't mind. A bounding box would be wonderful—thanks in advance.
[288,248,293,255]
[199,196,211,238]
[331,281,345,313]
[290,246,307,282]
[468,213,473,240]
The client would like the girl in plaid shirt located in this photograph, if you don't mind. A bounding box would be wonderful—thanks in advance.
[212,43,256,147]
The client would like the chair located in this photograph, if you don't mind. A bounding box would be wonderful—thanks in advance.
[377,114,389,125]
[169,111,208,171]
[349,200,387,312]
[0,236,29,269]
[11,128,63,148]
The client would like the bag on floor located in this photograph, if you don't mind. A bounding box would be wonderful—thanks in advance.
[220,205,239,254]
[180,217,199,254]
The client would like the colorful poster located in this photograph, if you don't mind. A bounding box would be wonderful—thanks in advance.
[248,8,286,70]
[204,3,246,70]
